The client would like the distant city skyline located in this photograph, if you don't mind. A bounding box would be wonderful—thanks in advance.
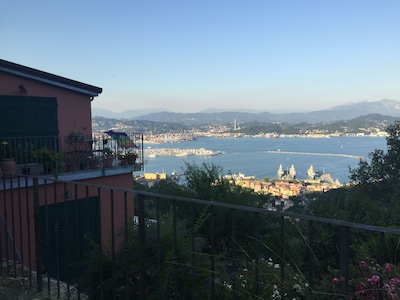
[2,1,399,113]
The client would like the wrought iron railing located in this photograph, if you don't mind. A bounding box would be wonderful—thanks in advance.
[0,132,144,177]
[0,174,400,299]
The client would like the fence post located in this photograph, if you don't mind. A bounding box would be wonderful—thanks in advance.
[210,205,215,298]
[173,199,178,298]
[138,193,146,300]
[33,178,42,293]
[307,220,314,286]
[339,226,350,297]
[280,215,285,282]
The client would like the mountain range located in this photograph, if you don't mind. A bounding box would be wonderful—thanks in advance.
[92,99,400,125]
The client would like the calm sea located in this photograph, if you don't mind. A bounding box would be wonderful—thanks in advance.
[141,136,387,184]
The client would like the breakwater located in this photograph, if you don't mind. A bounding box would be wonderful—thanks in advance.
[145,147,224,158]
[267,150,364,159]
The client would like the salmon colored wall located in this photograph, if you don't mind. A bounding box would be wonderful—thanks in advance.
[0,174,135,271]
[0,72,94,143]
[77,174,136,249]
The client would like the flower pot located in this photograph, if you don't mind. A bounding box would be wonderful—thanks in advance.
[103,156,114,168]
[1,158,17,178]
[120,157,129,166]
[89,160,99,169]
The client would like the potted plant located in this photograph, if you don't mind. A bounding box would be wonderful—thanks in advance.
[88,155,100,169]
[119,152,138,166]
[17,142,39,174]
[1,140,16,177]
[65,132,88,171]
[103,147,114,168]
[36,147,63,174]
[65,132,85,149]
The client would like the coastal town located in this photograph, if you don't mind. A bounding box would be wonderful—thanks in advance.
[141,128,388,144]
[138,163,343,212]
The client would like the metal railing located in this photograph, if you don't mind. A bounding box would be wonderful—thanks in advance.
[0,132,144,177]
[0,174,400,299]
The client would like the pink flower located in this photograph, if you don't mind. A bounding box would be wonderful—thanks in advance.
[331,277,339,285]
[359,260,367,268]
[385,264,393,273]
[367,275,380,285]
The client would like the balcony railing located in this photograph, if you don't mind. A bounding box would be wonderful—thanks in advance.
[1,174,400,299]
[0,132,144,177]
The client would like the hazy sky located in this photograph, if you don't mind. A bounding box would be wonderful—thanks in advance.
[2,1,399,113]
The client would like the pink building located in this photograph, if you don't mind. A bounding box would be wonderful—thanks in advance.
[0,59,139,274]
[0,59,99,142]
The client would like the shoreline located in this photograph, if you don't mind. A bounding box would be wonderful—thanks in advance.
[144,134,386,144]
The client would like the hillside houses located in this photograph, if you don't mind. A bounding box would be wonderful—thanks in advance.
[226,172,342,201]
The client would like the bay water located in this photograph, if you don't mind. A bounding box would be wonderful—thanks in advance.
[142,136,387,184]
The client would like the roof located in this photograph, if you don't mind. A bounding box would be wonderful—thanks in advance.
[0,59,102,97]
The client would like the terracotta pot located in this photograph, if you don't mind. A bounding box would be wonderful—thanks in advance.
[103,156,114,168]
[1,158,17,178]
[120,158,129,166]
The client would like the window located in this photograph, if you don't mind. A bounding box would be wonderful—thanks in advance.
[0,95,58,137]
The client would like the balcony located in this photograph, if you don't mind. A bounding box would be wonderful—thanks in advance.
[1,174,400,299]
[0,132,144,180]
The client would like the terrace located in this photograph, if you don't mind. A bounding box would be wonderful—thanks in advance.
[1,173,400,299]
[0,131,144,180]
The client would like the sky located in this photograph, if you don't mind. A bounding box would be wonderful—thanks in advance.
[1,1,399,113]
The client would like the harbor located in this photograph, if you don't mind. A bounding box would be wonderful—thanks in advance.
[140,136,387,184]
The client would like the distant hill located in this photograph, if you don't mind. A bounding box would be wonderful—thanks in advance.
[91,108,171,119]
[92,116,191,134]
[92,113,397,135]
[92,99,400,125]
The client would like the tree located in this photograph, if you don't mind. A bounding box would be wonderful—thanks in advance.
[350,121,400,190]
[308,121,400,227]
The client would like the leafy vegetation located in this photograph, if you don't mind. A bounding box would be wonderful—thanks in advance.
[308,121,400,227]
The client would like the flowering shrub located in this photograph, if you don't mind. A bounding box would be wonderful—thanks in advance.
[221,257,311,299]
[330,259,400,299]
[350,259,400,299]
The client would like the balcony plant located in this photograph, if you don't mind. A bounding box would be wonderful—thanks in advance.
[17,142,41,175]
[65,131,86,149]
[64,152,90,171]
[119,151,138,166]
[36,147,63,174]
[88,155,100,169]
[103,147,115,168]
[16,142,36,164]
[65,132,88,171]
[1,140,16,177]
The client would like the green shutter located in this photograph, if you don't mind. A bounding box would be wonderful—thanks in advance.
[0,95,58,137]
